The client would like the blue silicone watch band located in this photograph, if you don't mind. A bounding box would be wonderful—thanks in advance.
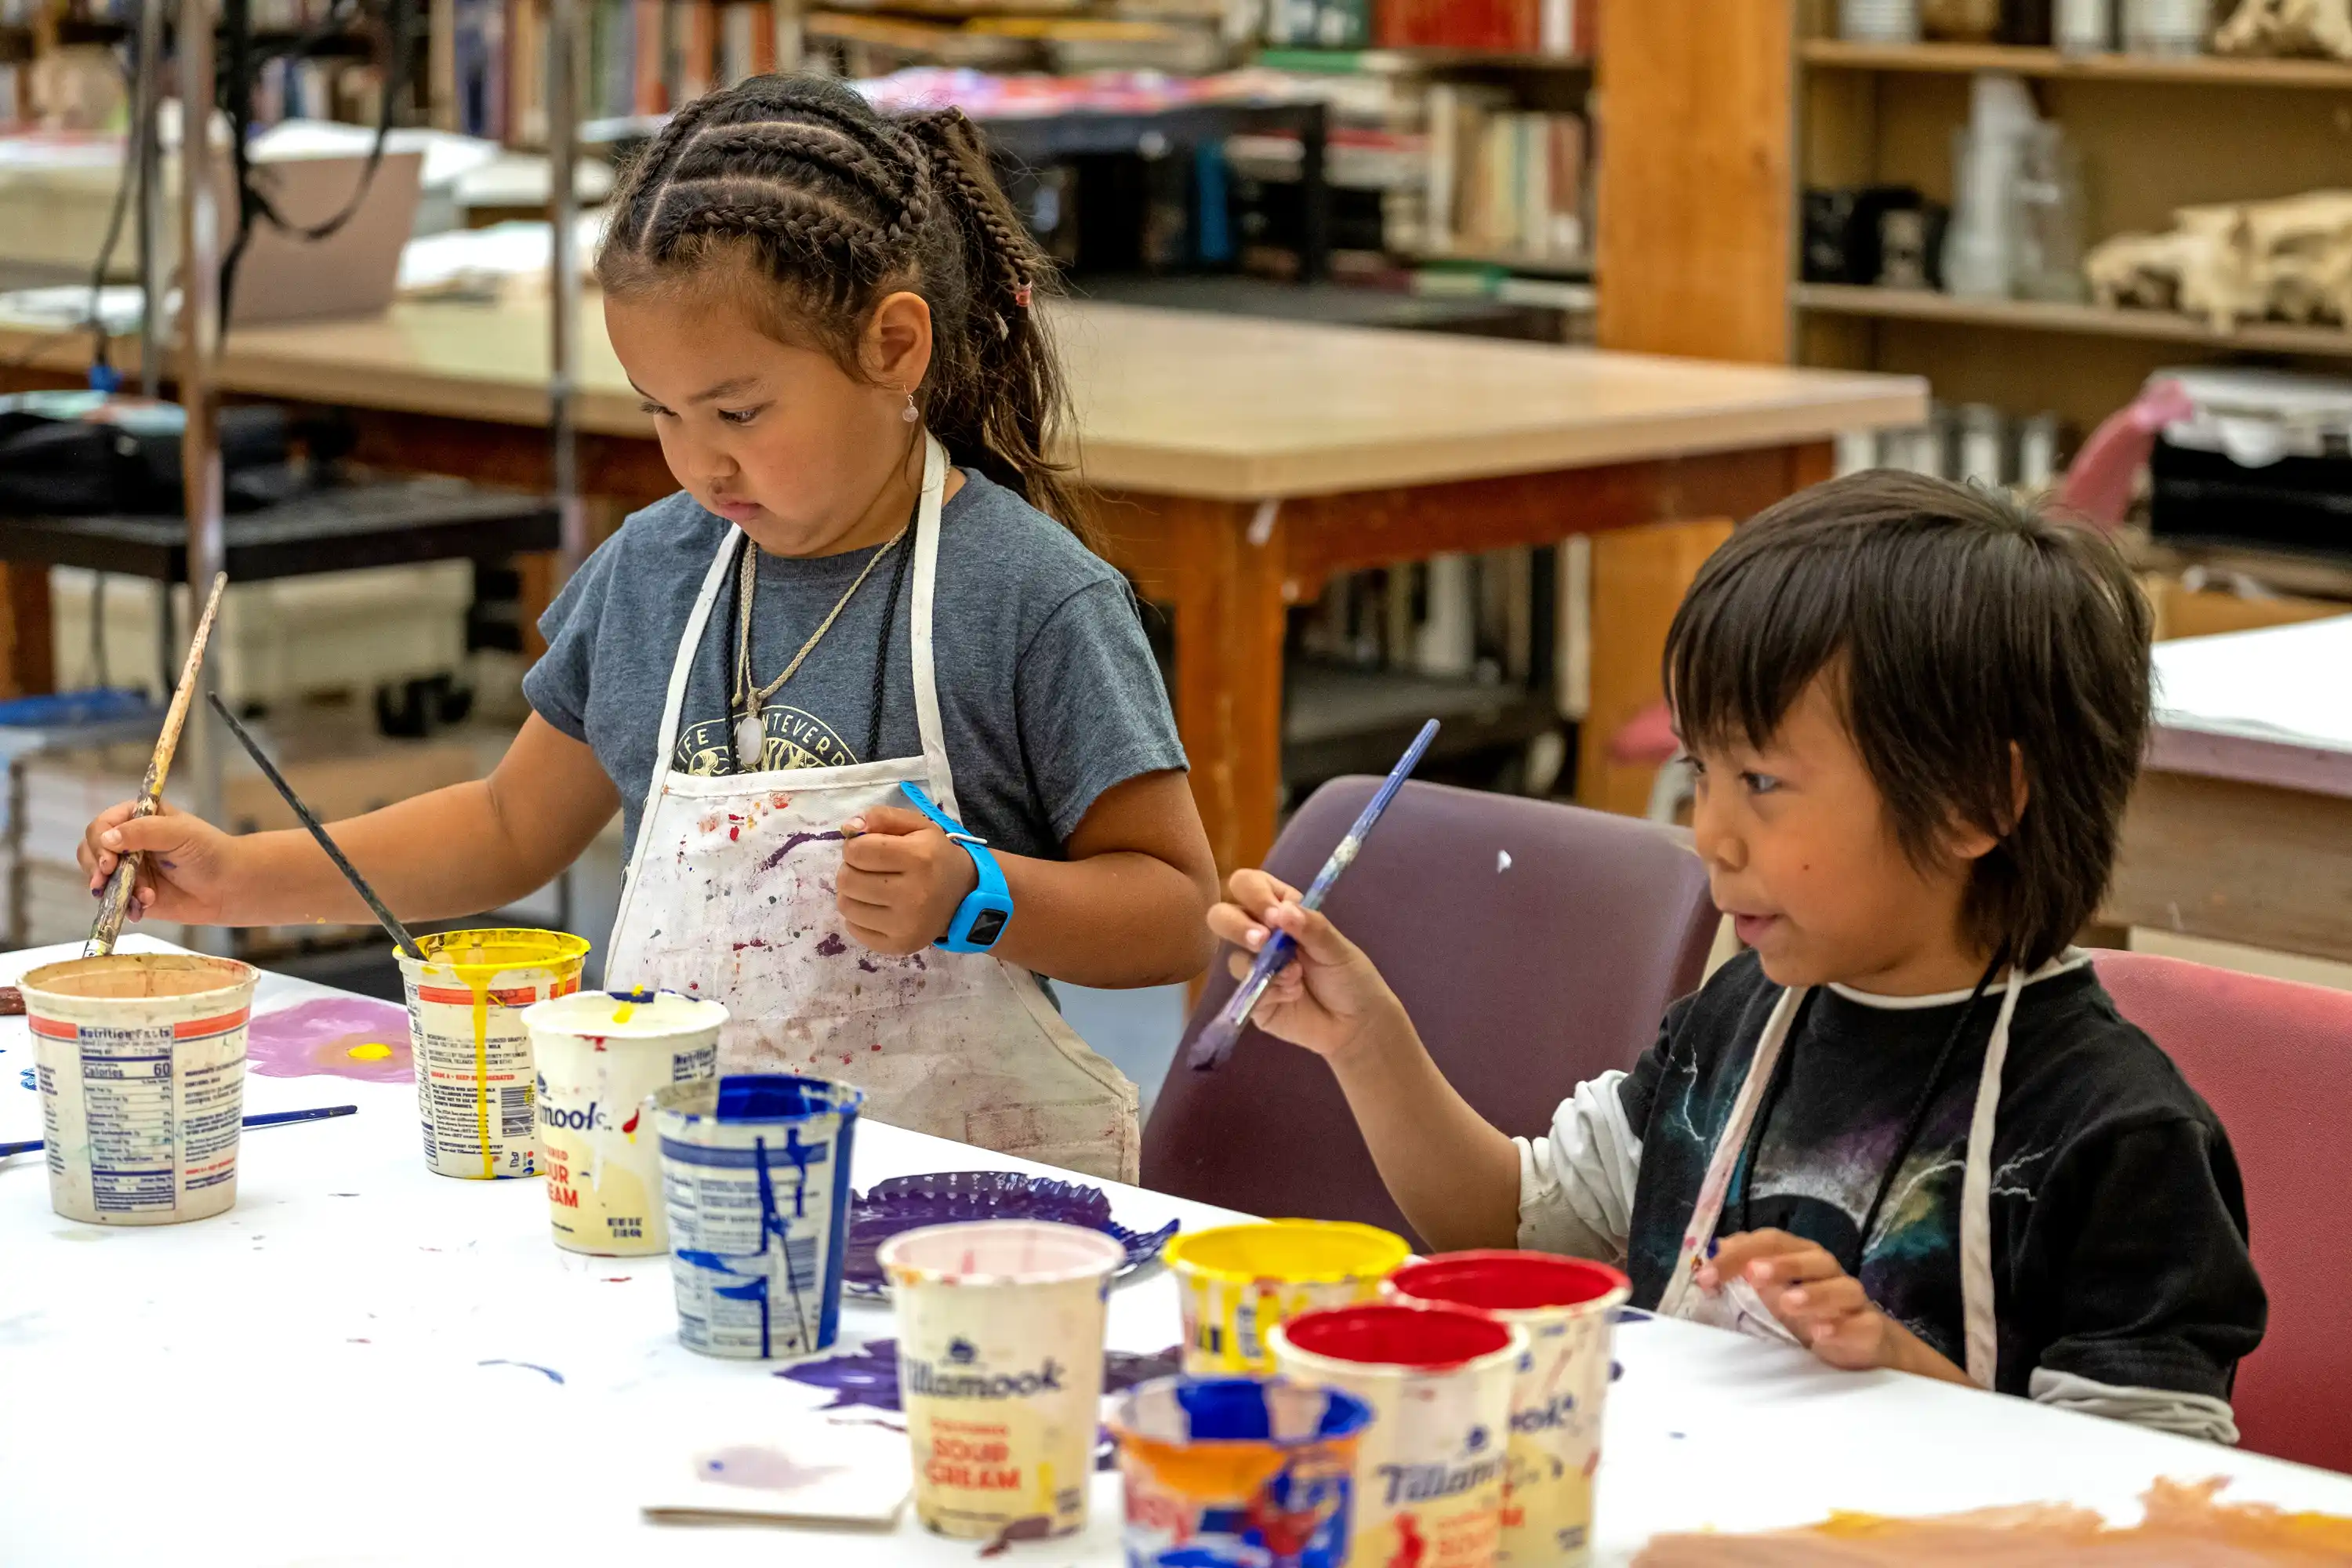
[897,782,1014,953]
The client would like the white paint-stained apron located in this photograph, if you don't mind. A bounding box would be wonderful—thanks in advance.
[604,436,1141,1182]
[1654,971,2027,1388]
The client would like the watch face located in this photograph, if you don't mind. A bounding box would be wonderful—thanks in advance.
[966,908,1008,948]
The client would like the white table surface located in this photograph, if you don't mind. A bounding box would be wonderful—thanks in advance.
[5,940,2350,1567]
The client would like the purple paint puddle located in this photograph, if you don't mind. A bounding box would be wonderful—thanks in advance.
[857,957,879,973]
[781,1338,901,1410]
[815,933,847,957]
[756,830,843,873]
[246,997,413,1083]
[695,1445,847,1493]
[780,1339,1184,1416]
[477,1359,565,1385]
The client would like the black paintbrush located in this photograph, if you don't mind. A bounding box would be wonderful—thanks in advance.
[207,693,425,962]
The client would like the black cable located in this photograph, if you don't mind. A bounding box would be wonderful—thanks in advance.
[83,46,141,379]
[219,0,412,317]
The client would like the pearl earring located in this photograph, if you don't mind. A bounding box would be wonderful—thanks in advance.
[901,394,920,425]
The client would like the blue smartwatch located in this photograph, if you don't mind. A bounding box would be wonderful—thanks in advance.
[898,782,1014,953]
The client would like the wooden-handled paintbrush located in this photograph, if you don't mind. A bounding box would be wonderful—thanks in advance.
[86,572,228,957]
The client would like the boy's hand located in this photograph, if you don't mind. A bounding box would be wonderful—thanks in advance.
[836,806,978,955]
[77,800,241,925]
[1203,870,1403,1063]
[1700,1229,1970,1385]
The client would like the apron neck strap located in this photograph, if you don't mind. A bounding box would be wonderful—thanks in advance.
[1958,962,2026,1389]
[1660,961,2026,1392]
[1657,983,1808,1319]
[906,432,959,818]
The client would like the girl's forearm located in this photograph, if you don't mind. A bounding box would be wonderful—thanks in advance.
[1326,1011,1523,1251]
[223,782,572,927]
[992,848,1214,986]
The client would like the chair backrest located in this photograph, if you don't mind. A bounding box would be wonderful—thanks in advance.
[2092,949,2352,1474]
[1143,778,1719,1242]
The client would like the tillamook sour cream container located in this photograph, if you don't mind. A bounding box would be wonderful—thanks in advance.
[1270,1301,1525,1568]
[1385,1251,1632,1566]
[880,1219,1125,1540]
[523,986,724,1255]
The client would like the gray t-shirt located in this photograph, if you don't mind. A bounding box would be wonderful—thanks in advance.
[524,470,1186,862]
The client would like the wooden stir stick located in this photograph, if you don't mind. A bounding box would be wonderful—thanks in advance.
[86,572,228,957]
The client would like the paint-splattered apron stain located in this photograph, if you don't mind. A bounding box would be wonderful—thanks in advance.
[601,434,1138,1182]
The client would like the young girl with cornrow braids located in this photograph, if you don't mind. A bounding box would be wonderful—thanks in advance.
[77,75,1216,1180]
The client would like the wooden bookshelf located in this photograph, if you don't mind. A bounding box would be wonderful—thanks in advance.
[1800,37,2352,89]
[1257,45,1592,74]
[1795,283,2352,359]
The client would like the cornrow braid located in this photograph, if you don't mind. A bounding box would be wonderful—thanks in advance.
[597,74,1092,545]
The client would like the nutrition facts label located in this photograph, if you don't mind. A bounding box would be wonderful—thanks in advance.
[40,1017,245,1214]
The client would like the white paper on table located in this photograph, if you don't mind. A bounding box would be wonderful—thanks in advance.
[2151,615,2352,753]
[635,1407,911,1528]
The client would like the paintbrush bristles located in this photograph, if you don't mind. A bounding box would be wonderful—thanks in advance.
[86,572,230,958]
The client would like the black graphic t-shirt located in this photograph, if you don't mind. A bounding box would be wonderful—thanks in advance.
[524,469,1186,861]
[1617,951,2266,1399]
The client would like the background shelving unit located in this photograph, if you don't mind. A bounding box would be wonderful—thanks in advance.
[1793,12,2352,443]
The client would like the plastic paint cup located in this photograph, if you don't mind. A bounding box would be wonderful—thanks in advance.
[395,927,588,1181]
[1270,1303,1526,1568]
[880,1219,1125,1541]
[1110,1376,1375,1568]
[1385,1252,1632,1566]
[522,986,724,1255]
[23,953,260,1225]
[652,1073,863,1359]
[1164,1220,1412,1374]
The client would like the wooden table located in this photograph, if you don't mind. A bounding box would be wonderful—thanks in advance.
[0,299,1923,874]
[2108,615,2352,964]
[5,935,2347,1567]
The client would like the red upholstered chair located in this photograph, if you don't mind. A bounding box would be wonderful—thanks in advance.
[1144,778,1719,1243]
[2092,949,2352,1474]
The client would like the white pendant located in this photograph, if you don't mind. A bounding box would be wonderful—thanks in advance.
[735,711,765,771]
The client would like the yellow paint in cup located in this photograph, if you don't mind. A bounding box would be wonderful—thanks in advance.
[1163,1220,1411,1374]
[394,927,589,1180]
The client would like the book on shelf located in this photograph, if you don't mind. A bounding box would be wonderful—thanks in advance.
[1375,0,1594,56]
[1421,83,1584,263]
[431,0,793,141]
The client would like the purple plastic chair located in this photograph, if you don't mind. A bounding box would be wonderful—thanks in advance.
[1143,778,1720,1243]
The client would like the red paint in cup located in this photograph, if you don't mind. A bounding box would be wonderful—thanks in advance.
[1276,1301,1514,1370]
[1386,1250,1630,1314]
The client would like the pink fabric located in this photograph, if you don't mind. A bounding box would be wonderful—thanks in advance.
[2093,949,2352,1474]
[2053,379,2194,532]
[1610,700,1680,767]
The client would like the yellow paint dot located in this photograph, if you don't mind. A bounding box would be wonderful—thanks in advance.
[347,1042,395,1062]
[612,1003,637,1025]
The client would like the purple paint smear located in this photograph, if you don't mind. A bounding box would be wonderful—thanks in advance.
[477,1359,565,1385]
[815,933,847,957]
[695,1445,847,1492]
[756,830,843,874]
[245,997,413,1083]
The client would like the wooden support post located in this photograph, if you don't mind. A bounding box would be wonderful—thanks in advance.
[1596,0,1795,364]
[0,565,55,701]
[1576,517,1736,817]
[1164,496,1288,883]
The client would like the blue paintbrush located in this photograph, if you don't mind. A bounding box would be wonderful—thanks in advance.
[1189,719,1439,1071]
[0,1103,356,1159]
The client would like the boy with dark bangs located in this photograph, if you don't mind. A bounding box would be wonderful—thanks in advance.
[1209,471,2266,1439]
